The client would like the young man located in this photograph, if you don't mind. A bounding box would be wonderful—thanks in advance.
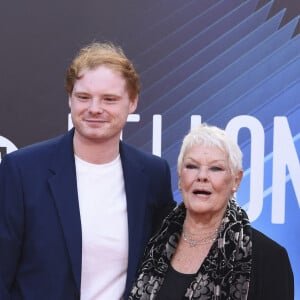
[0,42,175,299]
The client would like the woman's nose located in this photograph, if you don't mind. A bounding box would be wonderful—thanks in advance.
[196,168,208,182]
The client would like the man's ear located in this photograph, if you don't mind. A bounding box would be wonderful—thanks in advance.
[129,96,138,113]
[68,95,72,109]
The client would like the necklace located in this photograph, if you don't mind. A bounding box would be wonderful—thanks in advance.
[182,228,219,247]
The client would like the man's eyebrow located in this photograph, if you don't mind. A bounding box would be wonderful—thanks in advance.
[102,93,122,98]
[73,90,90,95]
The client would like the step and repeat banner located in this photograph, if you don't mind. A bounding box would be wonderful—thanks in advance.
[0,0,299,297]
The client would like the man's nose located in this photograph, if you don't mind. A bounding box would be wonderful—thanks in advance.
[88,99,104,113]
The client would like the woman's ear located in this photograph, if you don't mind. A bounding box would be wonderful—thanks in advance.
[233,170,243,191]
[178,175,182,191]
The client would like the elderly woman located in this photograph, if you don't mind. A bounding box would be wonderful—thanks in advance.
[129,124,294,299]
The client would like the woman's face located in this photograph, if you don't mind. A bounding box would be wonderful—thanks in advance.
[178,144,242,221]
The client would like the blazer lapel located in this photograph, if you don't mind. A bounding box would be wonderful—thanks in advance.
[48,130,82,291]
[120,142,149,293]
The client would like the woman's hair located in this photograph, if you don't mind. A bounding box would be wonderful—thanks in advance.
[177,123,243,175]
[65,42,140,100]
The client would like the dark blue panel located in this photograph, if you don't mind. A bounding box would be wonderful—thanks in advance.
[160,10,291,125]
[159,18,300,150]
[131,0,219,60]
[140,0,259,89]
[127,2,275,147]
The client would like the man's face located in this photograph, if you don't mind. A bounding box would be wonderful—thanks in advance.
[69,65,137,144]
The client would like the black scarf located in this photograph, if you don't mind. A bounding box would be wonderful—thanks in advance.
[129,197,252,299]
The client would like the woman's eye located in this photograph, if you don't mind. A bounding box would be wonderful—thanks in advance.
[210,166,223,171]
[185,164,198,169]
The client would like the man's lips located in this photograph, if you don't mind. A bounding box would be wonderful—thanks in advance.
[85,119,107,123]
[84,119,108,127]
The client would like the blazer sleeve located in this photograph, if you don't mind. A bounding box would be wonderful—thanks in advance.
[249,228,294,300]
[0,154,24,299]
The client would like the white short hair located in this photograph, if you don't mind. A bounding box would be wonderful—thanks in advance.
[177,123,243,175]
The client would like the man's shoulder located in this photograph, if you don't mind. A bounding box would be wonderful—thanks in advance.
[4,130,73,163]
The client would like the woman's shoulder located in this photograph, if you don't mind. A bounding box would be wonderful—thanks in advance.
[249,227,294,300]
[251,227,290,263]
[251,227,285,251]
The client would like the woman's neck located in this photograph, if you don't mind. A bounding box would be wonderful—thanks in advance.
[183,211,223,235]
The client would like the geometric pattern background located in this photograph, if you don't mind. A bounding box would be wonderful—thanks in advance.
[0,0,299,297]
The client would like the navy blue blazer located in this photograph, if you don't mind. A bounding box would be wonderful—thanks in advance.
[0,129,175,299]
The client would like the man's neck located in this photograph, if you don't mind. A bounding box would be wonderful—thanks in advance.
[73,133,120,164]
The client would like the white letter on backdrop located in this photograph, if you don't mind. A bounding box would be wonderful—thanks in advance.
[226,115,264,222]
[272,116,300,223]
[152,115,162,157]
[190,115,202,129]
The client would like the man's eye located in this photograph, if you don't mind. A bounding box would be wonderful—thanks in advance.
[76,95,89,101]
[104,97,116,102]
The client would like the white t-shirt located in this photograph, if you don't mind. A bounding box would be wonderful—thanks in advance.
[75,154,128,300]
